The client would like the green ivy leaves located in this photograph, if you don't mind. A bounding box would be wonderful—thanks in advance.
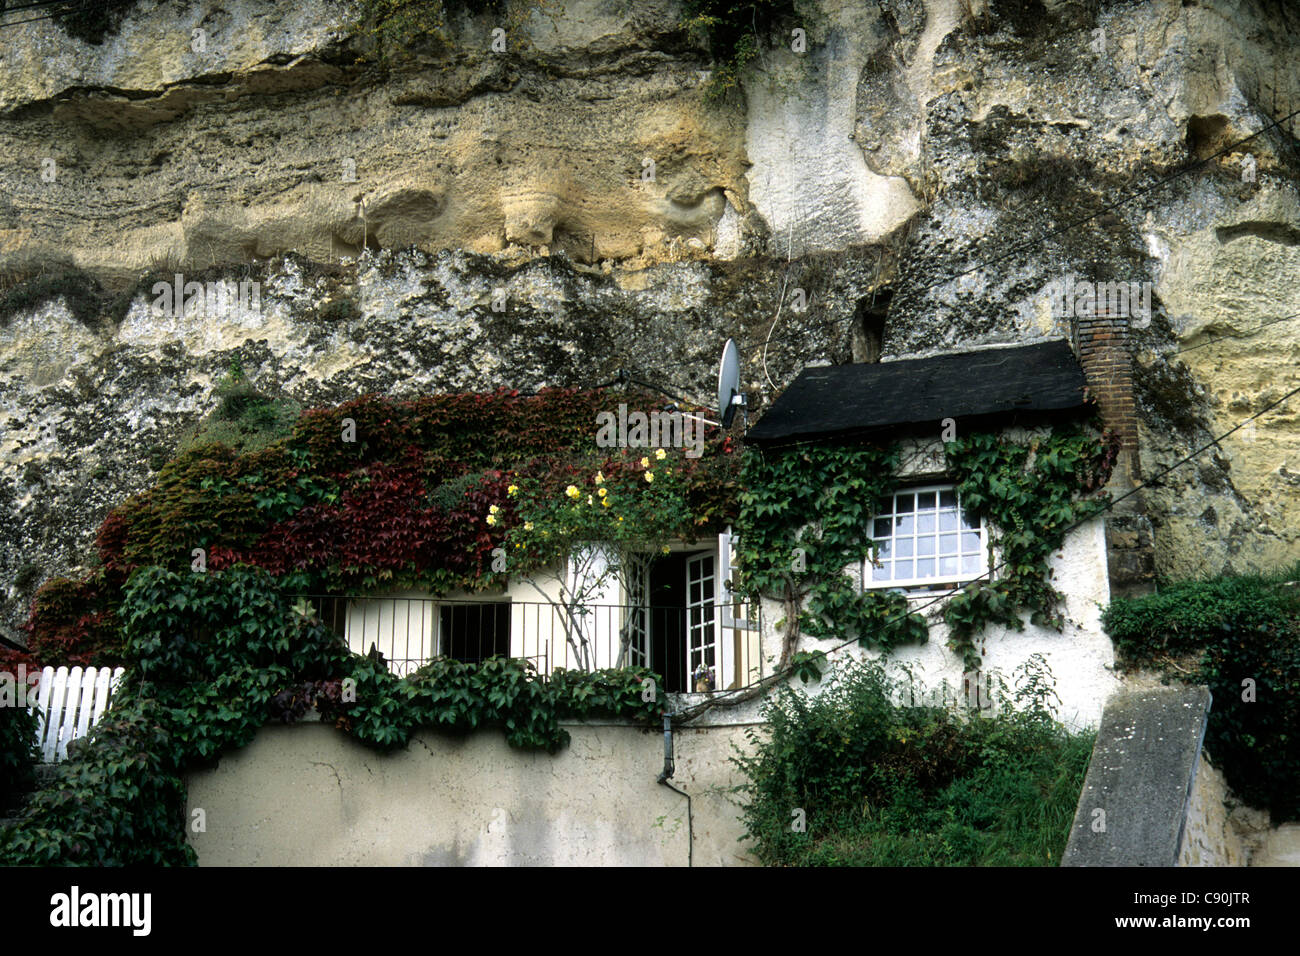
[737,425,1115,669]
[941,426,1114,669]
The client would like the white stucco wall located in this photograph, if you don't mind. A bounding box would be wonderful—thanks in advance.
[185,719,759,866]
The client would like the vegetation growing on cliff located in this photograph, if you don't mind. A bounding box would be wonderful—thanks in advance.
[347,0,806,93]
[1103,566,1300,820]
[351,0,518,62]
[680,0,806,97]
[176,358,301,456]
[0,267,106,331]
[49,0,138,45]
[22,386,740,664]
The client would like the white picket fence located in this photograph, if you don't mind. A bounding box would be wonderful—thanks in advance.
[30,665,125,763]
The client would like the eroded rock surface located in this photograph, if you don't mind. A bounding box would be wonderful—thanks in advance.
[2,0,1300,639]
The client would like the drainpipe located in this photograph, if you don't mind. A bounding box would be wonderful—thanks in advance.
[655,712,694,867]
[656,713,675,783]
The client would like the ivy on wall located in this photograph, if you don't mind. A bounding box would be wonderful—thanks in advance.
[24,388,741,666]
[941,426,1118,668]
[735,422,1119,670]
[735,441,928,655]
[0,566,662,865]
[0,688,40,811]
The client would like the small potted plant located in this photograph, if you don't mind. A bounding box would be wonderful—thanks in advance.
[693,663,715,693]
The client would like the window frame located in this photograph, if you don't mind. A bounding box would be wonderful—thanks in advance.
[861,483,989,592]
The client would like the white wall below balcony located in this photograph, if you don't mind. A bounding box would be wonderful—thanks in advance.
[186,719,759,866]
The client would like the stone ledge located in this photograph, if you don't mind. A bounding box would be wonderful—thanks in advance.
[1063,685,1211,867]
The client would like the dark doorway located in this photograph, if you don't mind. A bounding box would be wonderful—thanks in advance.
[649,552,689,692]
[440,603,511,663]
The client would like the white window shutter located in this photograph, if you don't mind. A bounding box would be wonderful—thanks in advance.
[718,528,755,630]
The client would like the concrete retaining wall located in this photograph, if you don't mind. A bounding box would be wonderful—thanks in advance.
[185,719,760,866]
[1063,686,1212,866]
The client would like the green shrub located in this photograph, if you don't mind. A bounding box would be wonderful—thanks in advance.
[1102,569,1300,663]
[0,699,41,811]
[1102,567,1300,820]
[177,361,301,456]
[734,657,1093,866]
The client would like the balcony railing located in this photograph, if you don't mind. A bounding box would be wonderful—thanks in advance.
[298,595,766,694]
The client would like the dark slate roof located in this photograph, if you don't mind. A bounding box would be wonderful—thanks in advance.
[747,339,1088,446]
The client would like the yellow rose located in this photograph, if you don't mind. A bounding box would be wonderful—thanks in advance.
[601,497,611,508]
[644,471,654,483]
[594,472,605,484]
[587,495,594,505]
[507,484,518,496]
[565,485,580,499]
[486,514,497,526]
[617,515,623,522]
[524,521,534,531]
[598,487,607,497]
[661,545,671,555]
[655,448,666,460]
[488,504,500,514]
[640,457,650,468]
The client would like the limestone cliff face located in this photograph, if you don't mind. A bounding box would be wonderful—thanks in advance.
[1,0,1299,640]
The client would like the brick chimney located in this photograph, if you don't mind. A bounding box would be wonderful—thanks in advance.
[1073,313,1156,597]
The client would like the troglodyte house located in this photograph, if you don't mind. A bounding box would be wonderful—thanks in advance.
[743,338,1129,728]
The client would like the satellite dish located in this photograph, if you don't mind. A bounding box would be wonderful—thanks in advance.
[717,338,744,429]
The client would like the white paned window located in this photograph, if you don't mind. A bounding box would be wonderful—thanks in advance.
[865,485,987,590]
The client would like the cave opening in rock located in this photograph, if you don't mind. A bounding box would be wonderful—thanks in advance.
[854,290,891,364]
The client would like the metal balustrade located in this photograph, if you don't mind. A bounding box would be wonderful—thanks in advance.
[299,595,766,693]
